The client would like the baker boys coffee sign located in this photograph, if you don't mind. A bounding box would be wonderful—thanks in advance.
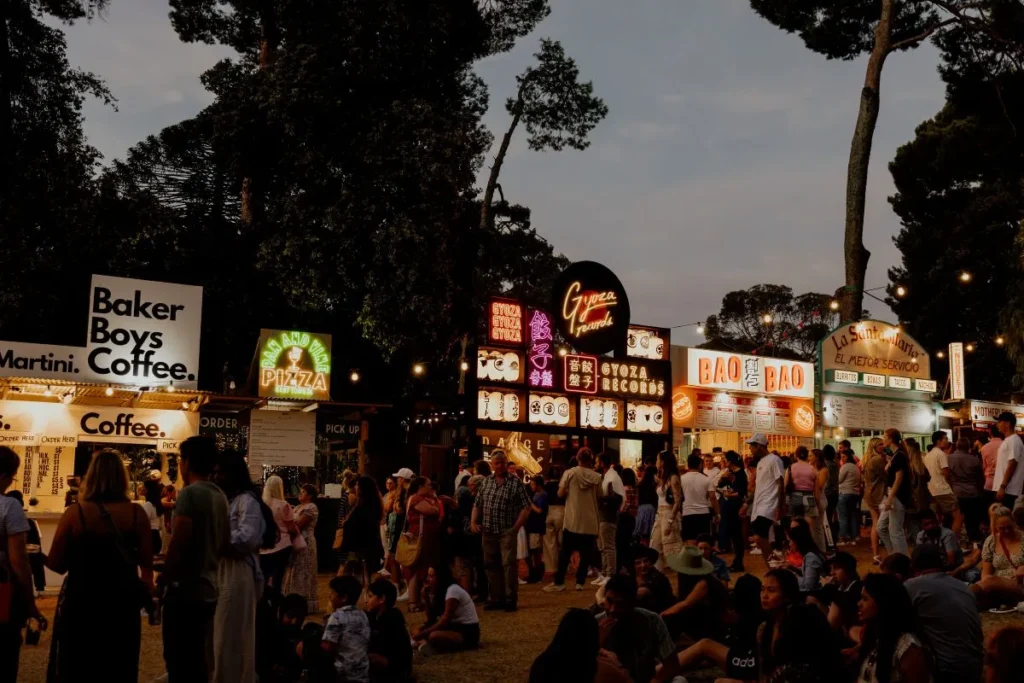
[0,275,203,389]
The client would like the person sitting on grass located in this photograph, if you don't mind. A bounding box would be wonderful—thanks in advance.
[262,593,309,683]
[660,546,729,643]
[413,565,480,656]
[786,517,826,592]
[851,573,931,683]
[529,608,630,683]
[634,544,675,614]
[879,554,912,584]
[598,574,678,683]
[914,509,962,572]
[985,626,1024,683]
[695,533,730,586]
[808,551,862,638]
[308,575,370,683]
[365,579,412,682]
[971,504,1024,611]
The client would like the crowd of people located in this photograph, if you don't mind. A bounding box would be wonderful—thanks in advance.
[3,415,1024,683]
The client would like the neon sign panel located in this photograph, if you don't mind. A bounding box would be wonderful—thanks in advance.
[561,281,618,341]
[528,309,554,388]
[258,330,332,400]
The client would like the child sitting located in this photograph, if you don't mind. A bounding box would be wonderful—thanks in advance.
[262,594,309,683]
[366,579,413,682]
[302,575,371,683]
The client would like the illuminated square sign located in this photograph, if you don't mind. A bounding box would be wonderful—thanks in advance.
[477,389,523,423]
[258,330,332,400]
[488,297,524,346]
[477,348,524,383]
[863,373,886,388]
[528,393,575,427]
[527,308,556,389]
[564,354,598,394]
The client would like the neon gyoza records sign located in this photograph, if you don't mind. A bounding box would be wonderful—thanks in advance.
[258,330,332,400]
[552,261,631,355]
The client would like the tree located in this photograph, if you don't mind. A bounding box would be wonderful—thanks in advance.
[701,284,839,361]
[0,1,115,345]
[480,38,608,234]
[748,1,1024,324]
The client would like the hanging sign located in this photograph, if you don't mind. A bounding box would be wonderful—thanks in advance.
[488,297,524,346]
[552,261,631,355]
[597,359,668,400]
[257,330,332,400]
[679,348,812,399]
[580,398,623,430]
[626,326,669,361]
[949,342,966,400]
[477,389,524,423]
[626,402,667,434]
[821,321,930,381]
[527,309,556,389]
[527,393,575,427]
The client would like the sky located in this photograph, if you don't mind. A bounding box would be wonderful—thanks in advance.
[63,1,947,333]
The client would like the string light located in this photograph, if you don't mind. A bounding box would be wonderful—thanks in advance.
[44,386,52,397]
[350,370,361,383]
[166,382,176,393]
[459,361,469,372]
[965,343,975,353]
[959,271,972,283]
[557,347,568,357]
[895,285,907,297]
[829,301,839,311]
[762,314,773,324]
[696,324,705,336]
[105,386,114,396]
[413,363,424,376]
[936,350,945,359]
[996,336,1005,347]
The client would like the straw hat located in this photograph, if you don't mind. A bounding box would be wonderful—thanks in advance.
[666,546,713,576]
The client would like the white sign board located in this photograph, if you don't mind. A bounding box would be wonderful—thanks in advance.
[949,343,966,400]
[968,400,1024,424]
[822,321,930,381]
[248,410,316,475]
[679,348,813,399]
[822,394,934,434]
[82,275,203,389]
[0,340,82,382]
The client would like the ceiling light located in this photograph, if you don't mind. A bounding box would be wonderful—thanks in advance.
[105,386,114,397]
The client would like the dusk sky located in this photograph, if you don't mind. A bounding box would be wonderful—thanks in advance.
[64,1,946,331]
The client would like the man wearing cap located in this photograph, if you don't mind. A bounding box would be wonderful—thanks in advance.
[741,433,785,571]
[470,451,531,612]
[994,411,1024,510]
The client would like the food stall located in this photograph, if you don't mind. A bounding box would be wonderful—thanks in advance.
[670,347,816,454]
[818,320,938,455]
[468,261,672,472]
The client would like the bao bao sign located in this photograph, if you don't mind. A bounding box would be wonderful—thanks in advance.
[258,330,332,400]
[553,261,630,355]
[682,348,813,400]
[821,320,930,381]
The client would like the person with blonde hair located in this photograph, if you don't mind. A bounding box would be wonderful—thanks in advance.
[862,437,887,564]
[46,449,155,683]
[971,504,1024,611]
[260,474,298,595]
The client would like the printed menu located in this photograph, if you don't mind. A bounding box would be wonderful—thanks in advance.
[683,390,813,437]
[822,394,933,434]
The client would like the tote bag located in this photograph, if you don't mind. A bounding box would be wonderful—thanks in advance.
[395,516,424,568]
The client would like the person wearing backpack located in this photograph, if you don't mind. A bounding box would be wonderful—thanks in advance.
[211,450,274,683]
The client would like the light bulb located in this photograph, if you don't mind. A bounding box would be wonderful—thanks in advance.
[895,285,907,297]
[762,314,773,324]
[460,361,469,372]
[44,386,52,397]
[558,348,568,357]
[960,271,972,283]
[167,383,176,393]
[829,301,839,311]
[350,371,361,383]
[936,351,945,359]
[413,363,424,376]
[966,343,975,353]
[996,336,1005,347]
[105,386,114,396]
[696,324,705,336]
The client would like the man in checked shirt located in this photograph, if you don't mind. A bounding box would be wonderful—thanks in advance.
[471,450,531,612]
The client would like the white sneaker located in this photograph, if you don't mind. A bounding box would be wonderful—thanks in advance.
[397,590,410,602]
[518,578,527,585]
[595,576,610,587]
[542,583,566,593]
[575,584,584,591]
[591,574,606,586]
[750,547,762,556]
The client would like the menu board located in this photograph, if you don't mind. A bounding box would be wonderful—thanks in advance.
[821,394,934,434]
[248,410,316,476]
[683,390,813,437]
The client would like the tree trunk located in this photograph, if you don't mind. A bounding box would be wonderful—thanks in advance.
[0,0,11,181]
[480,97,523,232]
[841,0,893,324]
[242,3,280,226]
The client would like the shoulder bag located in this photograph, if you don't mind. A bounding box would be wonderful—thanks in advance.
[96,502,153,609]
[395,515,424,568]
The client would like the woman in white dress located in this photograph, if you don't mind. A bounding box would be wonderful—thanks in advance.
[283,484,320,612]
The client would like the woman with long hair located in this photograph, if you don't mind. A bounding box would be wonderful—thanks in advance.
[972,505,1024,611]
[985,626,1024,683]
[283,483,321,613]
[904,438,931,543]
[403,476,441,611]
[762,603,840,683]
[634,465,658,541]
[529,608,630,683]
[384,474,411,600]
[878,429,912,558]
[755,569,804,680]
[339,476,385,587]
[260,474,298,595]
[46,450,155,683]
[651,450,683,569]
[862,437,887,564]
[854,573,930,683]
[211,451,271,683]
[810,449,831,550]
[412,564,480,655]
[786,517,826,592]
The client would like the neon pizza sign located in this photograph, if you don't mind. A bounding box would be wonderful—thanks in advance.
[258,330,332,400]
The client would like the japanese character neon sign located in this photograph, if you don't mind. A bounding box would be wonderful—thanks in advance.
[528,309,554,389]
[563,354,598,394]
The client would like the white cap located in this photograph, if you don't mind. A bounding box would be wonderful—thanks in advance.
[745,433,769,446]
[392,467,415,479]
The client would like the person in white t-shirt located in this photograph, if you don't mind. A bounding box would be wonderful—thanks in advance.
[702,452,722,487]
[414,565,480,655]
[680,453,719,542]
[594,452,626,586]
[741,434,784,572]
[925,431,963,535]
[994,411,1024,510]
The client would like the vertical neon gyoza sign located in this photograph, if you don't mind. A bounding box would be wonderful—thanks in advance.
[528,309,554,389]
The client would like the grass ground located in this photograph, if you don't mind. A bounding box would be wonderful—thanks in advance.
[16,544,1024,683]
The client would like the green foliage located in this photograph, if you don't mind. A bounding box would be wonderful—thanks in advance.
[510,38,609,152]
[702,285,839,361]
[478,0,551,54]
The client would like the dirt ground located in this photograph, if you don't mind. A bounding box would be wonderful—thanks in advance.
[16,544,1024,683]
